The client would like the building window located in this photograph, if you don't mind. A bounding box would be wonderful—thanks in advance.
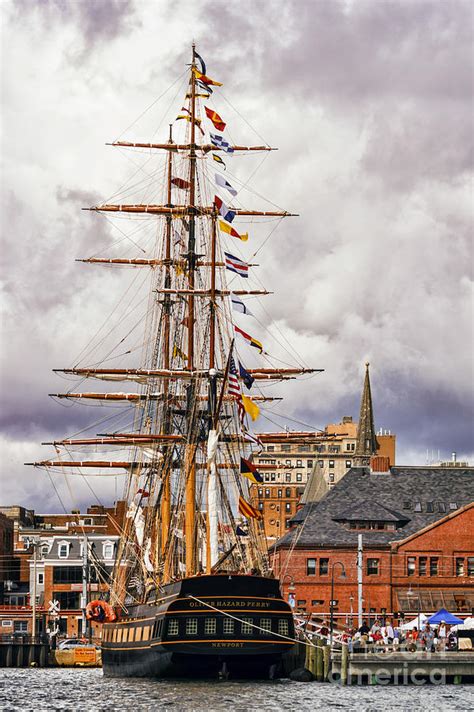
[426,502,434,513]
[53,591,81,609]
[407,557,416,576]
[103,542,114,560]
[403,501,411,510]
[260,618,272,635]
[319,558,329,576]
[37,573,44,585]
[297,600,307,607]
[285,473,291,482]
[14,621,28,633]
[258,502,264,511]
[41,544,49,557]
[277,489,282,498]
[328,473,335,483]
[449,502,458,510]
[307,558,316,575]
[265,489,270,498]
[264,474,269,482]
[430,557,439,576]
[223,619,234,635]
[186,618,198,635]
[168,619,179,636]
[419,557,427,576]
[307,460,313,468]
[285,519,291,529]
[345,461,352,468]
[282,445,291,452]
[241,618,253,635]
[285,459,291,465]
[311,600,324,606]
[329,460,335,469]
[285,488,291,498]
[468,558,474,576]
[285,503,292,512]
[437,502,446,513]
[278,619,289,636]
[270,473,276,482]
[296,473,302,482]
[258,488,263,497]
[58,543,69,559]
[414,502,422,512]
[367,558,379,575]
[296,460,302,467]
[456,558,465,577]
[267,446,275,452]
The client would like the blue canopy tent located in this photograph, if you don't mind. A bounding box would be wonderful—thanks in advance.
[427,608,464,625]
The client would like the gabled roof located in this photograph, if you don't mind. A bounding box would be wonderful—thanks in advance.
[275,466,474,550]
[332,500,410,523]
[391,501,474,550]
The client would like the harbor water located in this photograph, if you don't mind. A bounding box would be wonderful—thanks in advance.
[0,669,472,711]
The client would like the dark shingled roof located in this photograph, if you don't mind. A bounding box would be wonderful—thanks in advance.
[331,500,409,523]
[275,466,474,550]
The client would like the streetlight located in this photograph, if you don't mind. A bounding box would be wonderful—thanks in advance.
[407,584,421,634]
[281,574,296,609]
[25,537,41,640]
[330,561,346,646]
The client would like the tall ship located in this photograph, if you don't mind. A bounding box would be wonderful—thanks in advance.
[30,46,317,678]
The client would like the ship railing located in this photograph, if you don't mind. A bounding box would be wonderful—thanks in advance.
[293,614,349,647]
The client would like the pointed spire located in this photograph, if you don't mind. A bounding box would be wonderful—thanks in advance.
[354,362,378,465]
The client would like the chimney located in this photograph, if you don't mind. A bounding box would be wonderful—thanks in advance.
[370,456,390,473]
[342,416,353,424]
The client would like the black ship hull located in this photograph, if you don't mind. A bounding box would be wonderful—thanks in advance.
[101,574,295,679]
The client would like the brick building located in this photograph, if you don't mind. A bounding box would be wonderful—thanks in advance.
[252,364,396,544]
[272,465,474,623]
[0,502,125,636]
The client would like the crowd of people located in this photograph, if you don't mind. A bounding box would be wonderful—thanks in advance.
[315,618,459,652]
[348,619,458,652]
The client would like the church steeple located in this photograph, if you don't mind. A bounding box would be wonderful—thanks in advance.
[354,362,378,465]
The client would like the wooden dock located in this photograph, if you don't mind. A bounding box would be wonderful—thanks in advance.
[331,650,474,684]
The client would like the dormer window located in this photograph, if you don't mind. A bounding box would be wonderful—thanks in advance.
[58,541,70,558]
[103,541,114,560]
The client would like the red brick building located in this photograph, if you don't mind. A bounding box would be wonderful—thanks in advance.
[0,502,126,636]
[273,466,474,623]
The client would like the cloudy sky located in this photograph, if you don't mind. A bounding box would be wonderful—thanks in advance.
[1,0,472,512]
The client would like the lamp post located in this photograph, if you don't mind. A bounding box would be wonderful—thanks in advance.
[330,561,346,646]
[281,574,296,609]
[407,584,421,634]
[26,537,41,640]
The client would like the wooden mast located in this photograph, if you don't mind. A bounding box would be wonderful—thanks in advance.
[161,124,174,565]
[185,44,197,576]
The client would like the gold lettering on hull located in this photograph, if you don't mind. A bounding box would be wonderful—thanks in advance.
[188,600,271,609]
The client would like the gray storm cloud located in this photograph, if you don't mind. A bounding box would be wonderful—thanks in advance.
[1,0,472,511]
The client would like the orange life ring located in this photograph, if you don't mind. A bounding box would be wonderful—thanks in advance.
[85,599,117,623]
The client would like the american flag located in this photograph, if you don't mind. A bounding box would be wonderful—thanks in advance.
[228,355,241,398]
[228,355,246,429]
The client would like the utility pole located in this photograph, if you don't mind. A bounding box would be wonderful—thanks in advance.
[82,535,88,638]
[31,540,38,639]
[357,534,363,628]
